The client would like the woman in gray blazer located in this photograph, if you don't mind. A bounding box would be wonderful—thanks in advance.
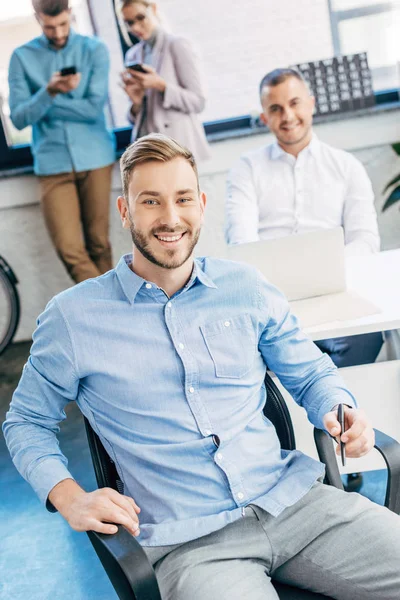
[120,0,211,162]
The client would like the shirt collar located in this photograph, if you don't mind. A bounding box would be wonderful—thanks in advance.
[269,132,319,161]
[116,254,217,304]
[192,259,218,290]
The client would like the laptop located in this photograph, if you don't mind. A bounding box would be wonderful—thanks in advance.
[227,227,346,302]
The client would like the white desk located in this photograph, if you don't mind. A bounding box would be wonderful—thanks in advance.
[290,249,400,342]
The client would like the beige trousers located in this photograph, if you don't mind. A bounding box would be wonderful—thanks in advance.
[39,164,113,283]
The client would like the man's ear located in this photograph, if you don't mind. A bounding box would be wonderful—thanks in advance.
[117,195,130,228]
[310,95,316,114]
[259,112,268,126]
[199,191,207,221]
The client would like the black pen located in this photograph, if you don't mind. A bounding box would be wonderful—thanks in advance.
[337,403,346,467]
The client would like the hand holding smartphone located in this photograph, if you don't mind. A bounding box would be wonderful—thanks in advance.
[125,62,148,74]
[60,66,77,76]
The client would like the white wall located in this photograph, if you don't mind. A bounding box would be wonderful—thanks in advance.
[1,108,400,342]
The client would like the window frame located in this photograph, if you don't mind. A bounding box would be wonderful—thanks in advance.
[1,0,399,172]
[327,1,396,54]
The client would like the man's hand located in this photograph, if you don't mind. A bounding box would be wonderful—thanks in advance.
[47,72,81,97]
[323,406,375,459]
[128,64,166,92]
[48,479,141,536]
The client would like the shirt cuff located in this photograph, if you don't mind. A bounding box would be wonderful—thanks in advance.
[316,395,357,432]
[28,457,75,512]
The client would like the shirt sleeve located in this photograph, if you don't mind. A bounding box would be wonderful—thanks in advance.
[46,41,110,123]
[8,50,55,130]
[343,155,380,256]
[2,298,80,510]
[162,37,206,115]
[225,157,260,245]
[256,273,356,430]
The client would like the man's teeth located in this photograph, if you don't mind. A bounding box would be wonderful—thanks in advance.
[157,234,183,242]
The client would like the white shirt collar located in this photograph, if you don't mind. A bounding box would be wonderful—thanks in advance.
[269,132,320,161]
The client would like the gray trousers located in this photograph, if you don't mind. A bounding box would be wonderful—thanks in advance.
[144,482,400,599]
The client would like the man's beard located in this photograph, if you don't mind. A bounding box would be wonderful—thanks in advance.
[129,222,200,270]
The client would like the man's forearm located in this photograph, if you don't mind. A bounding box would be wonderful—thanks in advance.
[9,86,54,130]
[47,96,105,123]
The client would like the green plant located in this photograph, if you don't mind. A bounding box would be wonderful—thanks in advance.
[382,143,400,212]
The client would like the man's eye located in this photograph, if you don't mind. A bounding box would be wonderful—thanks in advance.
[178,197,192,203]
[144,199,158,205]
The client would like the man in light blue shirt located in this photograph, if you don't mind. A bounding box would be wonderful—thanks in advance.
[8,0,115,283]
[4,133,400,598]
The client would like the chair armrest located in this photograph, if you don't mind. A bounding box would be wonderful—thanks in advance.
[314,427,400,515]
[373,429,400,515]
[87,527,162,600]
[313,428,344,490]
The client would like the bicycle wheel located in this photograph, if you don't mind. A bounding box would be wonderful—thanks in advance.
[0,265,20,355]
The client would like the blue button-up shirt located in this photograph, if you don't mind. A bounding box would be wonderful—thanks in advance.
[8,30,115,175]
[3,255,356,546]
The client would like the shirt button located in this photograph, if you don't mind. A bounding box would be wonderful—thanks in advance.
[237,492,244,500]
[217,453,223,461]
[145,283,152,289]
[189,387,195,394]
[178,343,185,350]
[224,321,230,327]
[166,302,172,308]
[205,429,212,436]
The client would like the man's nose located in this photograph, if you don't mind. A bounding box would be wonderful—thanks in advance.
[160,204,180,228]
[282,106,295,121]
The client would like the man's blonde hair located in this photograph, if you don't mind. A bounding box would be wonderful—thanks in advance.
[120,133,199,198]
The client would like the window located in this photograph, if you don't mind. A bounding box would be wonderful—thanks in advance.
[329,0,400,91]
[1,0,399,171]
[114,0,336,123]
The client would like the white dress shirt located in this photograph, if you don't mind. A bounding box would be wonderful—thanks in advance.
[225,135,380,256]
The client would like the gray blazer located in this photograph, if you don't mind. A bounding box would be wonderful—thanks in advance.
[125,29,211,162]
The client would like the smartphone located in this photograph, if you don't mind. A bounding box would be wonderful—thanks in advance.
[60,66,77,76]
[338,404,346,467]
[125,62,148,74]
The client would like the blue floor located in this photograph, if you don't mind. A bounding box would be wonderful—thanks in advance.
[1,343,117,600]
[0,342,389,600]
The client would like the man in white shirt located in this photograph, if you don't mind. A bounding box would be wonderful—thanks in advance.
[225,68,382,369]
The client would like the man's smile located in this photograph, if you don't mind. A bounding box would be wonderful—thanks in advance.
[153,231,187,247]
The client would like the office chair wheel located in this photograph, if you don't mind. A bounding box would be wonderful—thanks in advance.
[345,472,363,492]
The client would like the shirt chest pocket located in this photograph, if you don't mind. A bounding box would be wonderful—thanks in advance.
[200,314,256,379]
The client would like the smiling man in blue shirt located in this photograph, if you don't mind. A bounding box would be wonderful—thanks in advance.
[8,0,115,283]
[4,133,400,599]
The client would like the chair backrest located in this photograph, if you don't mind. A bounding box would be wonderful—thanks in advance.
[84,418,124,493]
[263,372,296,450]
[84,372,296,490]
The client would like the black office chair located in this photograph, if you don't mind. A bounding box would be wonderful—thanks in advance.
[84,373,400,600]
